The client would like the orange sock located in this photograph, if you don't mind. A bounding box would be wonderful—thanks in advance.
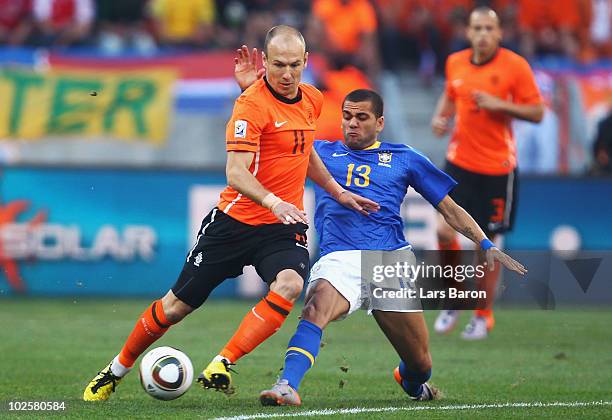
[475,309,496,330]
[475,262,500,330]
[438,237,461,251]
[438,237,462,308]
[220,291,293,362]
[118,300,174,368]
[475,309,493,318]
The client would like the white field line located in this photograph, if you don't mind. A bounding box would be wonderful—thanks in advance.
[211,400,612,420]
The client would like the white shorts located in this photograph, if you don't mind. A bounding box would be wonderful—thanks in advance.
[307,249,423,319]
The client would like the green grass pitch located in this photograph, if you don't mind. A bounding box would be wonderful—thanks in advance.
[1,298,611,419]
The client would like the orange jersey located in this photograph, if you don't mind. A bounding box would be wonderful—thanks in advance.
[218,78,324,225]
[313,0,377,54]
[445,48,542,175]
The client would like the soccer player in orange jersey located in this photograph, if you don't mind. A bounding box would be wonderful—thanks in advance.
[431,7,544,340]
[83,25,379,401]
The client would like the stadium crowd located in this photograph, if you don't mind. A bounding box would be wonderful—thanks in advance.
[0,0,610,175]
[0,0,610,64]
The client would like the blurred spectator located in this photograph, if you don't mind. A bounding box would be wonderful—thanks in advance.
[274,0,311,28]
[96,0,155,54]
[375,0,443,77]
[587,0,612,59]
[309,0,381,82]
[241,0,275,48]
[517,0,591,60]
[242,1,310,48]
[214,0,247,48]
[374,0,405,71]
[514,70,560,174]
[0,0,34,46]
[374,0,473,80]
[592,110,612,175]
[316,59,372,140]
[490,0,520,53]
[150,0,215,48]
[438,0,473,54]
[32,0,95,47]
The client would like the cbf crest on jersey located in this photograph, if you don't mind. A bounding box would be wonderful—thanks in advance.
[234,120,247,138]
[378,151,392,167]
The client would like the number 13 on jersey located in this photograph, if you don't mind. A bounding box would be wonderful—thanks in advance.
[345,163,371,187]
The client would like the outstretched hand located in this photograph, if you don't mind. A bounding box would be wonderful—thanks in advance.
[485,247,527,275]
[234,45,265,92]
[431,115,450,137]
[337,191,380,216]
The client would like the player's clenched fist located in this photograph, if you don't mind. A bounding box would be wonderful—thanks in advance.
[472,91,504,112]
[431,116,450,137]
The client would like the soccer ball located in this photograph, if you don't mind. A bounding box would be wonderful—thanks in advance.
[139,346,194,400]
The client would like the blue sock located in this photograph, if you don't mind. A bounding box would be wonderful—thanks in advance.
[281,320,322,391]
[399,361,432,398]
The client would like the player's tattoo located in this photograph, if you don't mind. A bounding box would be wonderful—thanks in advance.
[459,226,479,243]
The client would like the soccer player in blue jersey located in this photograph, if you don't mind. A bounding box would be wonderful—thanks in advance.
[233,48,526,406]
[256,89,526,406]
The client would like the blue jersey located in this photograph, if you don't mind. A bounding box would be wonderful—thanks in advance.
[314,140,457,256]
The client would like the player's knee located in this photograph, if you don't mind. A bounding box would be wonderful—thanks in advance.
[301,287,341,328]
[301,302,327,326]
[270,269,304,301]
[161,291,194,323]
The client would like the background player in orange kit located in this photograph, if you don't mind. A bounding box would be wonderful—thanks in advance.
[431,7,544,340]
[83,25,379,401]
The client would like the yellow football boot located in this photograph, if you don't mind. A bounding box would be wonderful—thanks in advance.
[196,358,236,394]
[83,362,122,401]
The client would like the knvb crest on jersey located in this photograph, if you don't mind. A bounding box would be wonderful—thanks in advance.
[378,151,393,168]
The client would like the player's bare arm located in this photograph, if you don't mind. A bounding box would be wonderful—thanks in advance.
[436,195,527,275]
[472,91,544,123]
[307,149,380,216]
[234,44,265,92]
[226,151,308,225]
[431,92,455,137]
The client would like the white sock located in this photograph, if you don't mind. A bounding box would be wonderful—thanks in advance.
[110,355,132,378]
[213,354,232,364]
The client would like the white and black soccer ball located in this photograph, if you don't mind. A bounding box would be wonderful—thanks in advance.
[139,346,194,400]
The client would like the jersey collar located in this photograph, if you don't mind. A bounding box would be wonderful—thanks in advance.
[264,77,302,104]
[340,140,381,152]
[469,48,500,67]
[363,141,381,150]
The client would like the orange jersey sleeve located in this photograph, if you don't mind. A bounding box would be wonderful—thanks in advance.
[510,54,543,106]
[445,48,543,175]
[444,58,458,101]
[218,79,324,225]
[225,90,270,153]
